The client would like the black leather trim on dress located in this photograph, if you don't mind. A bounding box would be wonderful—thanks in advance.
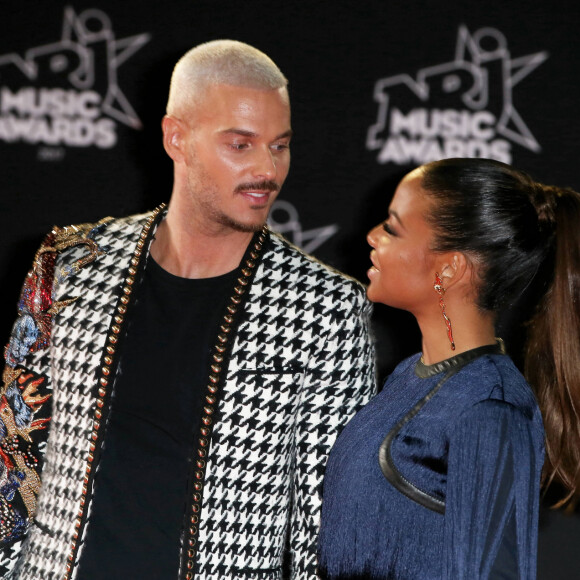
[379,340,506,514]
[414,340,505,378]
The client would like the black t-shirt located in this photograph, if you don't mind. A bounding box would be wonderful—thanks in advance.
[77,257,237,579]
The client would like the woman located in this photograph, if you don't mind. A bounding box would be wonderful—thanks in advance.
[318,158,580,579]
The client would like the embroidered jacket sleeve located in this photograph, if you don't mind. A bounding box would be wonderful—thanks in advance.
[0,235,60,576]
[442,399,544,580]
[0,221,110,578]
[289,285,376,578]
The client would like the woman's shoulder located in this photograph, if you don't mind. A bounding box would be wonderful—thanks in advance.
[453,354,541,422]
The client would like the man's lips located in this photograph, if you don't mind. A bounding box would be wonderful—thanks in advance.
[235,181,279,201]
[240,190,271,198]
[238,190,272,205]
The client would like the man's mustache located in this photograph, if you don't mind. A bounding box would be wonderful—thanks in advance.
[235,180,280,193]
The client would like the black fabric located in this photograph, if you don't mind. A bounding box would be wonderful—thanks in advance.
[76,256,237,579]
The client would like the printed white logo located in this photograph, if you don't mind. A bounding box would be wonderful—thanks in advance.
[367,26,548,165]
[0,7,150,157]
[268,200,339,254]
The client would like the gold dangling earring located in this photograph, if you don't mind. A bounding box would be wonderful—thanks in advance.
[433,272,455,351]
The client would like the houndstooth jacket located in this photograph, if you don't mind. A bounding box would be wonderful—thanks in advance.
[0,208,376,580]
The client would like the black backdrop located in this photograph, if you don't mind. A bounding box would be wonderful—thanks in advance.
[1,1,579,576]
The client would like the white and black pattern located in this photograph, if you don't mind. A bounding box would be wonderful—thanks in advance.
[197,234,376,578]
[1,540,22,579]
[3,213,153,580]
[0,213,376,579]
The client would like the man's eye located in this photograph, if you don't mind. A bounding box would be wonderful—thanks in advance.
[272,143,289,151]
[230,143,248,150]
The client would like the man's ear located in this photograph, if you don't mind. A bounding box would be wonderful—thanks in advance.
[162,115,187,163]
[438,253,469,290]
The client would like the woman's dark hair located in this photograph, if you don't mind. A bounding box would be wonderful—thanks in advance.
[421,157,580,506]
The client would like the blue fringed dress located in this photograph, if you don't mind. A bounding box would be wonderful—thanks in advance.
[318,344,544,579]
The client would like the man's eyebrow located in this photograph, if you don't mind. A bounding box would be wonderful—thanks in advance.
[276,129,293,140]
[220,129,293,140]
[220,129,256,137]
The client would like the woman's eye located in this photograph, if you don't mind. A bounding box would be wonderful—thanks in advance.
[383,222,396,235]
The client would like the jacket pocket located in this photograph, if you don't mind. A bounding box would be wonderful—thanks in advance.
[230,567,281,579]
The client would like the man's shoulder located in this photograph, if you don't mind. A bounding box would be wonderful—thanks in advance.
[266,230,366,294]
[53,208,160,255]
[41,208,161,280]
[77,209,157,238]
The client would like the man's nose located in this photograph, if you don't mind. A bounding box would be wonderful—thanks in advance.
[252,147,276,180]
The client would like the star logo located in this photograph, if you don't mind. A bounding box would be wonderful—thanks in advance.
[0,7,150,129]
[367,25,549,165]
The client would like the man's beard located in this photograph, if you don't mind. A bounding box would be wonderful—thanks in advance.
[191,174,280,233]
[213,211,266,233]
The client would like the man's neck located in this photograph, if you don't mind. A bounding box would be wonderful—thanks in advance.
[149,215,256,279]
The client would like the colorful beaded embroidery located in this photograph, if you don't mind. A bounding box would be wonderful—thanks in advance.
[0,218,111,546]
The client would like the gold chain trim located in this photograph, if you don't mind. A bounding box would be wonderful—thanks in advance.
[182,226,268,579]
[63,205,166,580]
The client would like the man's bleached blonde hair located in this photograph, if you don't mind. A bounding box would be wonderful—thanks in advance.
[166,40,288,115]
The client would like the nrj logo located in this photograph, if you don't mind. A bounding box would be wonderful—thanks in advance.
[0,7,150,155]
[367,26,548,165]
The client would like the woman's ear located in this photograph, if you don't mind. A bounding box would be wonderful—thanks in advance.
[162,115,187,163]
[438,253,469,289]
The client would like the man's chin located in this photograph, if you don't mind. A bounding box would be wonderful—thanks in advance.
[219,214,267,233]
[235,222,266,233]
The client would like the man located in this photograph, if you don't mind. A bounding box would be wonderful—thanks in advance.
[0,40,375,579]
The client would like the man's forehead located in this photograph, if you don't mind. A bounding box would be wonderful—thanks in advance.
[201,82,289,103]
[187,83,291,124]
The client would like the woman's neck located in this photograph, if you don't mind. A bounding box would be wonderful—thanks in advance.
[417,306,497,365]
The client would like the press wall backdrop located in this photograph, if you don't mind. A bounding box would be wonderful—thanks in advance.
[1,1,579,575]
